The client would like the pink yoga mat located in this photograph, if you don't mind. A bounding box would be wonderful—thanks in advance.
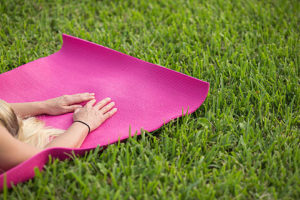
[0,34,209,189]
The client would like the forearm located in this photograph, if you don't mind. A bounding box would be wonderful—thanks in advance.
[45,123,89,149]
[9,101,47,118]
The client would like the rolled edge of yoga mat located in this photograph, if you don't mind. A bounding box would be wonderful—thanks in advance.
[0,34,209,190]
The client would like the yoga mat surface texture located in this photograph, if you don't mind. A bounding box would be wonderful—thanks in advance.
[0,34,209,189]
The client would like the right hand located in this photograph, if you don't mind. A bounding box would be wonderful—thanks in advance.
[73,97,117,132]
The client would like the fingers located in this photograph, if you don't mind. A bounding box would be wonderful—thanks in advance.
[85,98,117,119]
[85,99,96,108]
[103,108,117,119]
[94,97,111,110]
[101,102,115,113]
[64,93,95,104]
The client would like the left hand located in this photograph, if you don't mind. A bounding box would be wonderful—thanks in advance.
[44,93,95,115]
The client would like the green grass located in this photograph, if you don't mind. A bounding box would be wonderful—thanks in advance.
[0,0,299,199]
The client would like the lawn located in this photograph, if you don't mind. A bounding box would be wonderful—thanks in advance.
[0,0,299,199]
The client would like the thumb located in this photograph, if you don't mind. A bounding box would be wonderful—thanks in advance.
[74,107,81,113]
[65,105,82,113]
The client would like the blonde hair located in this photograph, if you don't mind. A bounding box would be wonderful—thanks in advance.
[0,99,64,149]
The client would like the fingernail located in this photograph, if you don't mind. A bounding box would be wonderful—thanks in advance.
[90,93,95,95]
[107,97,111,100]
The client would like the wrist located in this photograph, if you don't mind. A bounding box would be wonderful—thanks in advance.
[38,101,49,114]
[73,120,91,134]
[72,121,90,134]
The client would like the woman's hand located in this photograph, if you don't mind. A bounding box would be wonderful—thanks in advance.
[44,93,95,115]
[73,97,117,132]
[45,98,117,149]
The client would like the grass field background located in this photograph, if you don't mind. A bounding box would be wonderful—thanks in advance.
[0,0,299,199]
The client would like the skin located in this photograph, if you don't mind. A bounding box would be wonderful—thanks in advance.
[0,93,117,172]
